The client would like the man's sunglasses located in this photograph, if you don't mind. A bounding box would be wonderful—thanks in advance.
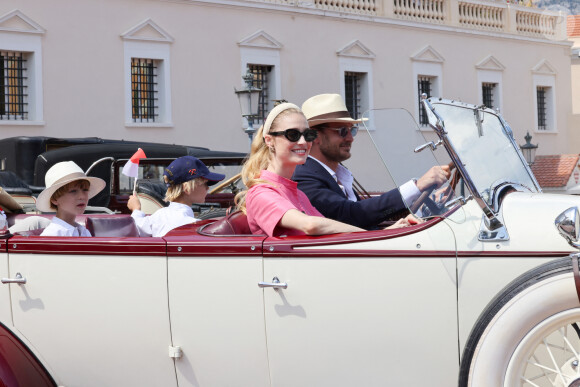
[324,126,359,138]
[269,128,318,142]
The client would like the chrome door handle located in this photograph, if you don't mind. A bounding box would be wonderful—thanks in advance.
[258,276,287,289]
[1,273,26,284]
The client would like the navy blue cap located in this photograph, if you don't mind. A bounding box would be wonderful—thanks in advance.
[163,156,225,187]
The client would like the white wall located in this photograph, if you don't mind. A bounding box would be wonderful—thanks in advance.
[0,0,575,191]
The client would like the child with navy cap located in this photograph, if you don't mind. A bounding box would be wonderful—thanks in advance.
[128,156,225,237]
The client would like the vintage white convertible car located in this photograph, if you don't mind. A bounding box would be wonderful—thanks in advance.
[1,99,580,387]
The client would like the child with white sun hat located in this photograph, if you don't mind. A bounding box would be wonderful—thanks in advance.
[36,161,105,237]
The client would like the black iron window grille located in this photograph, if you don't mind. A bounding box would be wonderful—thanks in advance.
[131,58,158,123]
[537,87,547,131]
[418,76,432,125]
[482,83,496,109]
[247,64,272,124]
[0,51,28,120]
[345,72,362,120]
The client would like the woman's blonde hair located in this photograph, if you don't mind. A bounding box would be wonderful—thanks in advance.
[164,176,208,202]
[235,105,304,214]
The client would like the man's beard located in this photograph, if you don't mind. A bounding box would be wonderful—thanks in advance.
[320,141,351,163]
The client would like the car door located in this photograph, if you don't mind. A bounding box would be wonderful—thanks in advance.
[5,234,176,386]
[263,218,458,386]
[165,230,270,387]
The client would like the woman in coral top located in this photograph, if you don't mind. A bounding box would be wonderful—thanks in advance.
[236,103,417,237]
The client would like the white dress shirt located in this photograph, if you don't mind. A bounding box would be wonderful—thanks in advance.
[40,216,92,237]
[131,201,200,237]
[308,156,421,204]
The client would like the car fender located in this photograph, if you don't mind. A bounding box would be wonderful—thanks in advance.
[0,321,55,387]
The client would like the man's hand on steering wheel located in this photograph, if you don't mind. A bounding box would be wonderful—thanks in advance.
[416,163,453,192]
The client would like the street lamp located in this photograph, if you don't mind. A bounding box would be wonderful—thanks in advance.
[520,131,538,166]
[234,70,262,147]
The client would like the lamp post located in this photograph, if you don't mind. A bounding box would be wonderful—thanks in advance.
[520,131,538,166]
[234,70,262,148]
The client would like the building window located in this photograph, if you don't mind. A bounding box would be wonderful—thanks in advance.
[537,86,547,131]
[482,83,497,110]
[338,56,372,128]
[131,58,158,123]
[247,64,272,124]
[0,10,44,124]
[0,51,27,120]
[122,20,173,127]
[418,76,433,125]
[531,66,556,132]
[345,72,363,120]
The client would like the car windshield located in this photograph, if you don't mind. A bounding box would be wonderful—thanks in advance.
[362,101,540,220]
[427,100,540,207]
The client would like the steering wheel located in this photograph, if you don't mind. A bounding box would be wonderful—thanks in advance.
[409,165,460,216]
[409,187,443,216]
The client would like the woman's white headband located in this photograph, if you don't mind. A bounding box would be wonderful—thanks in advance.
[262,103,301,139]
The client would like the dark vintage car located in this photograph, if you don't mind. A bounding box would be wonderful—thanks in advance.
[0,136,246,214]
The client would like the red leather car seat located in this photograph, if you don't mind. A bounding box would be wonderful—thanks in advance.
[199,210,260,236]
[86,216,139,238]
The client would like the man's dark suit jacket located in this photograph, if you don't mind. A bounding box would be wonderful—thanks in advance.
[293,158,407,229]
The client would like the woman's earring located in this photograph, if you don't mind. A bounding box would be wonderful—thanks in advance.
[269,146,275,153]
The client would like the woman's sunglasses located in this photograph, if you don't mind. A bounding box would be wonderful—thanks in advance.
[269,128,318,142]
[324,126,359,138]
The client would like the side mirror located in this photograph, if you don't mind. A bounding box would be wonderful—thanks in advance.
[555,207,580,248]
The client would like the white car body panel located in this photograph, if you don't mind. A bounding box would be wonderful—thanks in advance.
[168,256,270,386]
[264,257,459,386]
[8,251,175,386]
[264,221,458,386]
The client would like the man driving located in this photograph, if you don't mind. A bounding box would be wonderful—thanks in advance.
[292,93,451,229]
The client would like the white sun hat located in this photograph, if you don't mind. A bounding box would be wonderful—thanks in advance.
[302,93,368,126]
[36,161,106,213]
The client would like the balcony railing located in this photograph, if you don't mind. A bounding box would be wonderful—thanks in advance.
[458,0,505,31]
[264,0,566,40]
[313,0,379,14]
[393,0,446,23]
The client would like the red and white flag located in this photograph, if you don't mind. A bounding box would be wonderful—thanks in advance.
[122,148,147,178]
